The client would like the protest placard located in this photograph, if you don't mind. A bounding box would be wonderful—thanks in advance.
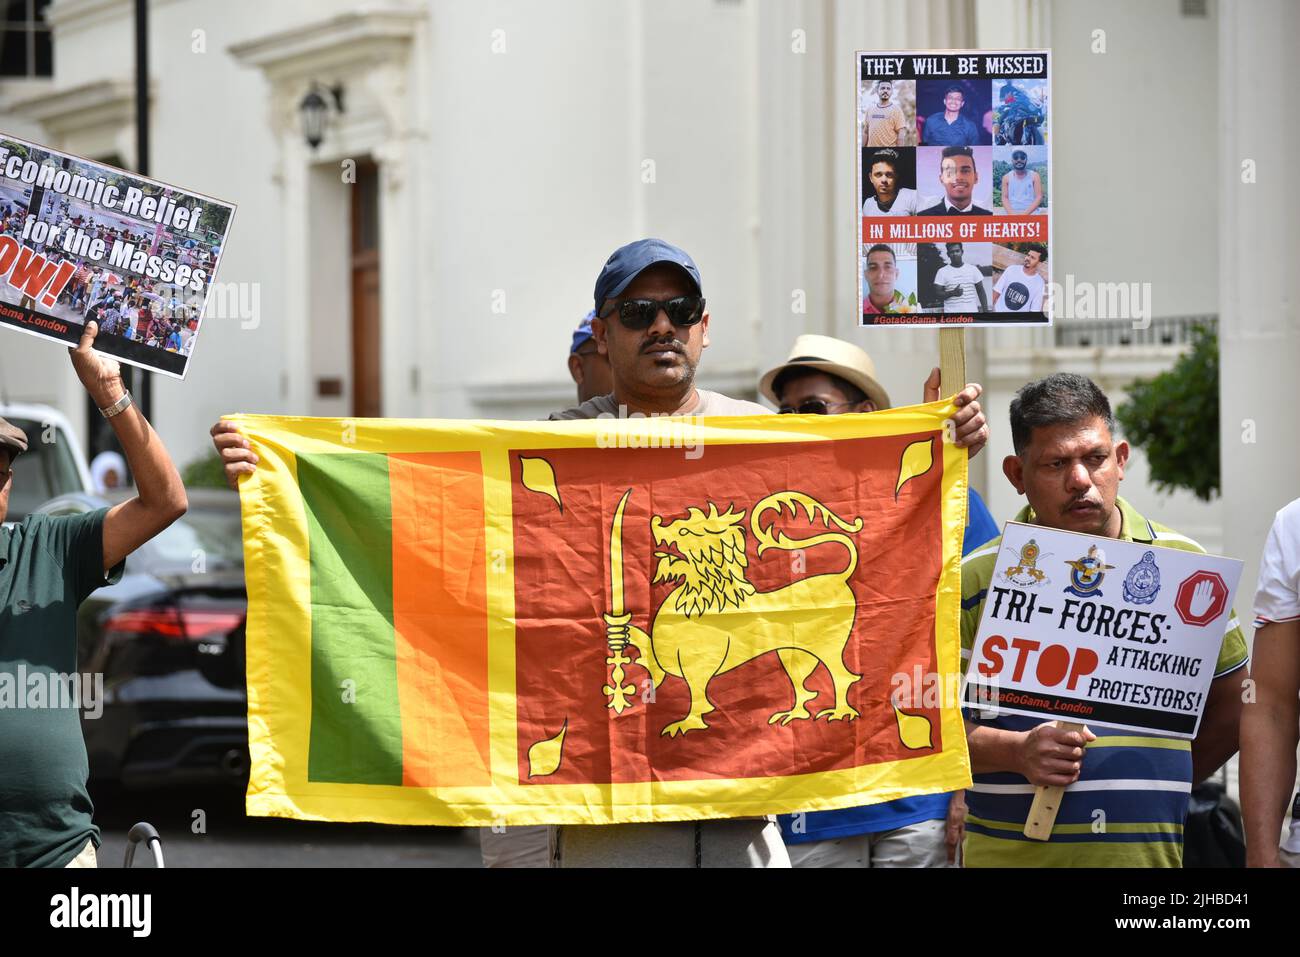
[963,521,1243,738]
[856,50,1052,327]
[0,132,235,379]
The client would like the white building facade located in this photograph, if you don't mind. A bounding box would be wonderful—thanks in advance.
[0,0,1294,614]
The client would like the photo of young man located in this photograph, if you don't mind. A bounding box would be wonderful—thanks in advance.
[917,146,993,216]
[862,243,899,319]
[997,148,1046,215]
[862,79,912,147]
[860,243,919,322]
[993,243,1047,314]
[918,81,989,146]
[861,148,918,216]
[931,242,990,314]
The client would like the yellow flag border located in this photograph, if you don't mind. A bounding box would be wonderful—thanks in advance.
[231,400,973,826]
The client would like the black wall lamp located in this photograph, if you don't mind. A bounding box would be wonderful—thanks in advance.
[299,83,345,149]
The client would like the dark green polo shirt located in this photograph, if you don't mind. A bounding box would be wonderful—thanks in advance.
[0,508,122,867]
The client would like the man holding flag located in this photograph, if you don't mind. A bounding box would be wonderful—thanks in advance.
[212,238,990,867]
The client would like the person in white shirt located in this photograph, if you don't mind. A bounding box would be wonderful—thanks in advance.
[861,149,918,217]
[1241,498,1300,867]
[122,302,138,342]
[933,242,987,313]
[993,244,1047,313]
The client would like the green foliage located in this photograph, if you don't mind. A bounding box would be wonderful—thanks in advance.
[1115,325,1220,501]
[181,448,230,489]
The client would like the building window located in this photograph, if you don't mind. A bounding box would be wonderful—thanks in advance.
[1,0,53,78]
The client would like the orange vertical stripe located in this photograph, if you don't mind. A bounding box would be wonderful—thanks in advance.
[389,452,491,788]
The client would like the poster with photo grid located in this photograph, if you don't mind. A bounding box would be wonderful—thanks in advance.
[856,50,1051,328]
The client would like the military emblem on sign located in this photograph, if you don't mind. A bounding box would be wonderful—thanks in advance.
[1063,544,1115,598]
[1123,550,1162,605]
[1002,538,1050,586]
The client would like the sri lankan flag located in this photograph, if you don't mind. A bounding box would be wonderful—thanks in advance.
[233,401,972,826]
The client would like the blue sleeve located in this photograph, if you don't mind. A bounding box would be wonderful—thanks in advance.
[962,488,1001,557]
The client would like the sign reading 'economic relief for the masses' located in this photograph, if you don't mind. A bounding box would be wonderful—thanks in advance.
[855,50,1051,327]
[0,132,235,379]
[963,522,1243,738]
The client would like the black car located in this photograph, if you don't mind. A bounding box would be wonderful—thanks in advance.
[37,488,249,788]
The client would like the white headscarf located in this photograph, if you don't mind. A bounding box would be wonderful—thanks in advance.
[90,450,127,494]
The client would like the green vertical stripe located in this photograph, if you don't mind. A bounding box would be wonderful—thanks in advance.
[299,452,402,785]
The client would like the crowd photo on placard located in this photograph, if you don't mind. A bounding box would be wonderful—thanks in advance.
[0,151,221,356]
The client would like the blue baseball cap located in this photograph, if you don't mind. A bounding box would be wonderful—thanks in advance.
[570,310,596,354]
[592,238,702,312]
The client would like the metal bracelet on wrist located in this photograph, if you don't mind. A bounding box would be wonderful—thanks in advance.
[100,390,133,419]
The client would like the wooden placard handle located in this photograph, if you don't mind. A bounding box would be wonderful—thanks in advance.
[1023,720,1085,840]
[939,328,966,396]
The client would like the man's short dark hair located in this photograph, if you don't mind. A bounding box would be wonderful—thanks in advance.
[1026,242,1047,262]
[863,243,894,265]
[944,85,964,99]
[865,243,896,264]
[945,242,963,253]
[771,366,867,405]
[941,146,974,163]
[868,149,899,173]
[1009,373,1115,455]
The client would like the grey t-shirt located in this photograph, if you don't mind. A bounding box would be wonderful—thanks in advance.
[545,387,786,868]
[549,389,770,421]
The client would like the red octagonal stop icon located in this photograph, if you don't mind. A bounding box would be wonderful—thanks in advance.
[1175,571,1229,627]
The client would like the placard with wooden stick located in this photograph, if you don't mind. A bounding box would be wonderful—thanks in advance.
[1022,720,1084,840]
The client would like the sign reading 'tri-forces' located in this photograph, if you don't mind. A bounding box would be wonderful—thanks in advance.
[963,522,1243,738]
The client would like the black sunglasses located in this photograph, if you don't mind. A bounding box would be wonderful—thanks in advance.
[600,296,705,330]
[778,399,860,415]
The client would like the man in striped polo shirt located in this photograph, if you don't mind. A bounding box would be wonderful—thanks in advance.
[960,373,1248,866]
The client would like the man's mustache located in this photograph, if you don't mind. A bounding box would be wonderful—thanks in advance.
[642,338,685,355]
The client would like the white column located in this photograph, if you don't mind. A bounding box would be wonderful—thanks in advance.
[1218,0,1300,611]
[975,0,1050,50]
[754,0,833,384]
[377,138,417,418]
[279,134,312,413]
